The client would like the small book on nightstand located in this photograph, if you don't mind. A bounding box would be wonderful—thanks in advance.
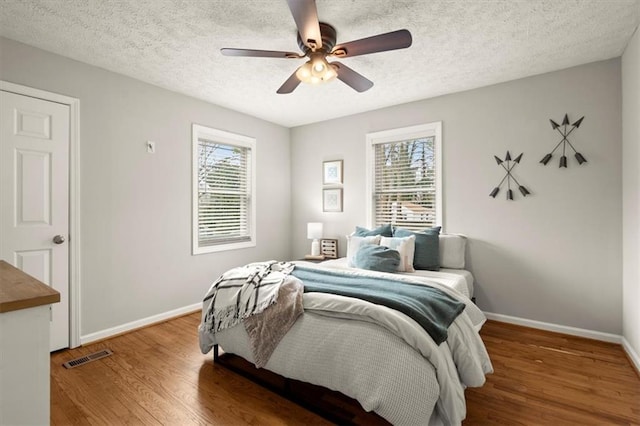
[304,255,325,261]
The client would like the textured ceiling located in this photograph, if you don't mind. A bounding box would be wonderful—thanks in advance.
[1,0,639,127]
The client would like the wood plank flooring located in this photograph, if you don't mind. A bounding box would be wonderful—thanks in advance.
[50,313,640,425]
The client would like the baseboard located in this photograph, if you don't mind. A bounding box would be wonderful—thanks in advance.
[622,337,640,376]
[80,302,202,345]
[483,311,622,343]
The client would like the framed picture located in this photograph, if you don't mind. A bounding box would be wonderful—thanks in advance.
[323,160,343,185]
[323,188,343,212]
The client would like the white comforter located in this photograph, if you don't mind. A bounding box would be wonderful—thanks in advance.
[200,264,492,425]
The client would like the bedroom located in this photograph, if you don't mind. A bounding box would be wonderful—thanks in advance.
[0,0,639,424]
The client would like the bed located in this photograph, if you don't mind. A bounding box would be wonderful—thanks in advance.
[198,231,492,425]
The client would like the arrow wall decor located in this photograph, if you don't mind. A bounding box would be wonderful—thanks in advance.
[490,151,531,200]
[541,114,586,168]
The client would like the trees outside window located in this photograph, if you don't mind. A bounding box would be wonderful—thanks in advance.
[192,124,256,254]
[366,123,442,231]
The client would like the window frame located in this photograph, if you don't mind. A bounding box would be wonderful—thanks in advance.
[192,124,256,255]
[365,122,443,230]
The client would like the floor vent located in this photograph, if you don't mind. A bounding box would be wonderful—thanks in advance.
[63,349,113,369]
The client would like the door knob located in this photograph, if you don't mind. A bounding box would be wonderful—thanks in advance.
[53,235,66,244]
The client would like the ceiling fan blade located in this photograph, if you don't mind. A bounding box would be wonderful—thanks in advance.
[286,0,323,50]
[332,62,373,92]
[276,70,301,94]
[221,48,302,58]
[331,29,412,58]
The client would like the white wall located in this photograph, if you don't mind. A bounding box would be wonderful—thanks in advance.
[622,26,640,361]
[291,59,623,335]
[0,37,292,338]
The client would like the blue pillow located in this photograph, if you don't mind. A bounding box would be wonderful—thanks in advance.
[354,224,393,237]
[393,226,441,271]
[353,244,400,273]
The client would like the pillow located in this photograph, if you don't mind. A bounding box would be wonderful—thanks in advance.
[439,234,467,269]
[346,235,381,267]
[354,224,393,237]
[353,244,400,273]
[393,226,441,271]
[380,235,416,272]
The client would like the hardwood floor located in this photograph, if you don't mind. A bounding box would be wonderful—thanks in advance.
[51,313,640,425]
[465,321,640,425]
[51,313,329,426]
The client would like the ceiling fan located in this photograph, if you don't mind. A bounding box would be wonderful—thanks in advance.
[221,0,412,94]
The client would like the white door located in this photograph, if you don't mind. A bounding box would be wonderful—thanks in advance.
[0,90,70,351]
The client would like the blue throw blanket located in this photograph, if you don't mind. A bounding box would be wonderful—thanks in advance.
[292,266,465,345]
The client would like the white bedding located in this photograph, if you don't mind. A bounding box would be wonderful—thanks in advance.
[201,262,491,425]
[315,257,475,299]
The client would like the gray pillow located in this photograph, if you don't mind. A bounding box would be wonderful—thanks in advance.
[393,226,441,271]
[354,224,393,237]
[353,244,400,273]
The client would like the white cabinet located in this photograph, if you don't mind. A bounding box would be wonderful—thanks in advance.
[0,261,60,425]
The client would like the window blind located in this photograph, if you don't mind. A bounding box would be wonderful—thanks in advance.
[197,139,252,247]
[372,137,437,231]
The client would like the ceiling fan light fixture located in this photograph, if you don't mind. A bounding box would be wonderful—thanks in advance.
[296,61,312,80]
[296,55,336,85]
[324,63,338,81]
[313,61,325,73]
[311,53,327,74]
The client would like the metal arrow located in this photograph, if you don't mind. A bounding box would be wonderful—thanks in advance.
[498,153,530,197]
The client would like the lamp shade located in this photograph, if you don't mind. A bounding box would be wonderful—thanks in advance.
[307,222,323,240]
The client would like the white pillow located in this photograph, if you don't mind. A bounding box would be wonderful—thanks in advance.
[439,234,467,269]
[346,235,381,267]
[380,235,416,272]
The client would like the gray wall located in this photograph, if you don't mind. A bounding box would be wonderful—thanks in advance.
[0,37,292,337]
[622,27,640,357]
[0,35,629,340]
[291,59,623,334]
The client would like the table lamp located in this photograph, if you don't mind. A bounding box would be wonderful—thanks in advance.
[307,222,323,256]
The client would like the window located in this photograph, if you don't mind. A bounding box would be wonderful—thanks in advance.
[192,124,256,254]
[366,122,442,231]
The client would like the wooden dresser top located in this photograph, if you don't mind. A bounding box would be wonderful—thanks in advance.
[0,260,60,313]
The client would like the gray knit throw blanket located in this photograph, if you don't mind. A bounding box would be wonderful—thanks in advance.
[201,261,295,334]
